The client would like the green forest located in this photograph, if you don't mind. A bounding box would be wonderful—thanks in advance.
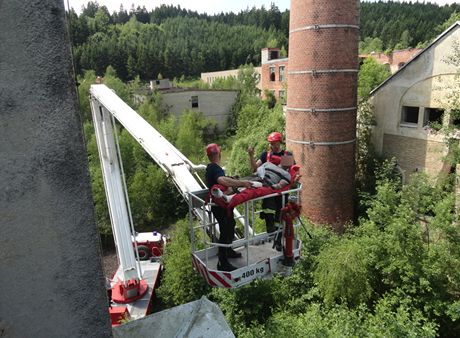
[71,1,460,336]
[68,1,460,81]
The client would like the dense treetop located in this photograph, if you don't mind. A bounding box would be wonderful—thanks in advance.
[360,1,460,50]
[68,1,460,81]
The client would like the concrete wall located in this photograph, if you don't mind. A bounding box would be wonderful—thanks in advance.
[201,67,262,89]
[0,1,112,337]
[162,90,238,132]
[371,24,460,179]
[201,69,240,84]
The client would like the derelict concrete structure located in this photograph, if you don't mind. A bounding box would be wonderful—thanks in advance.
[0,1,112,336]
[286,0,359,230]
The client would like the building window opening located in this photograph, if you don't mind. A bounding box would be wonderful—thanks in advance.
[269,67,276,81]
[279,90,286,104]
[191,95,199,108]
[269,50,279,60]
[279,66,285,82]
[398,62,405,69]
[424,107,444,130]
[401,106,419,125]
[451,109,460,128]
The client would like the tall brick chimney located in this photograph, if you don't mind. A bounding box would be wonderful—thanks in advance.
[286,0,359,230]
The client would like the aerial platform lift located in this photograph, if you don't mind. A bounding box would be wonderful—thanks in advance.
[189,188,302,288]
[89,84,302,305]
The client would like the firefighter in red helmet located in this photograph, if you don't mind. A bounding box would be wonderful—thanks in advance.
[205,143,252,271]
[248,132,293,234]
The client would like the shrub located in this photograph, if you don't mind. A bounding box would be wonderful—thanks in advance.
[156,219,210,307]
[314,239,372,307]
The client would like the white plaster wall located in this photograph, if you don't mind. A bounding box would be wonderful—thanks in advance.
[372,25,460,153]
[162,90,238,132]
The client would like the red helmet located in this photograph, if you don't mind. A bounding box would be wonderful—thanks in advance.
[267,132,283,143]
[206,143,221,156]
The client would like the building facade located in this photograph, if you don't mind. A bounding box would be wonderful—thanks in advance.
[201,47,420,107]
[260,47,288,102]
[161,89,238,133]
[360,48,422,74]
[201,67,262,90]
[200,48,288,102]
[370,22,460,180]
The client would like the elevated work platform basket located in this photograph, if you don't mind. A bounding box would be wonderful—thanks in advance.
[188,185,302,288]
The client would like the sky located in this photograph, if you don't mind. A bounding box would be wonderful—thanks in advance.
[65,0,459,15]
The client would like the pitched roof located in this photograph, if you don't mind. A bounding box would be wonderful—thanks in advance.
[370,21,460,96]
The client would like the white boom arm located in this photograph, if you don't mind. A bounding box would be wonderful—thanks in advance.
[90,84,250,284]
[91,85,203,195]
[90,84,219,284]
[90,88,141,283]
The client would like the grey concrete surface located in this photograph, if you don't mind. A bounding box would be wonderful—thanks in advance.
[113,297,234,338]
[0,1,112,337]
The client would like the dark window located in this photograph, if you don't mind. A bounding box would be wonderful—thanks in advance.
[452,109,460,128]
[156,80,160,85]
[398,62,405,69]
[269,67,276,81]
[424,107,444,129]
[279,66,285,82]
[401,106,419,124]
[269,50,279,60]
[191,95,198,108]
[279,90,286,104]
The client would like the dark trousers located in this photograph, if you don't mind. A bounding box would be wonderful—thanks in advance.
[261,196,284,232]
[211,206,236,263]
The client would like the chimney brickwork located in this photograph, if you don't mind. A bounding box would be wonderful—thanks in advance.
[286,0,359,230]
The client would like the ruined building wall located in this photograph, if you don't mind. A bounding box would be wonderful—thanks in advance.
[0,1,112,336]
[286,0,359,230]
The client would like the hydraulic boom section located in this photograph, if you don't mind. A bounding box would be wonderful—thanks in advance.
[90,84,207,300]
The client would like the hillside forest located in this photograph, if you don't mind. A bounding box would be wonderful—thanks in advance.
[71,1,460,336]
[68,1,460,81]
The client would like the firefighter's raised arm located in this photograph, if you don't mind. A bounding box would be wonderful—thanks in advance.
[247,146,261,172]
